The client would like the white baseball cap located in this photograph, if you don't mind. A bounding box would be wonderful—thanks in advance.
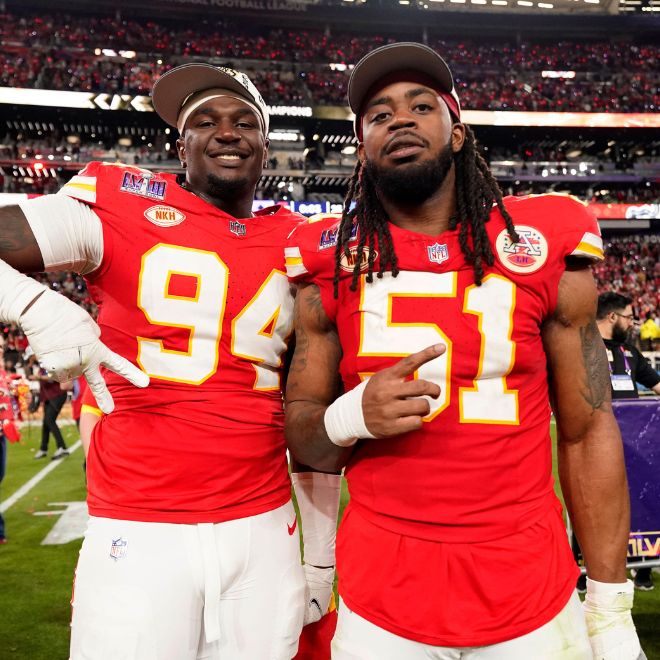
[152,63,270,134]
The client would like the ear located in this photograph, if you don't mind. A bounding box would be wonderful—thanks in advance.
[357,142,366,165]
[451,122,466,153]
[263,138,270,168]
[176,136,186,167]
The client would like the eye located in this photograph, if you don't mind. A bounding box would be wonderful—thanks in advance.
[370,111,390,123]
[236,121,256,129]
[414,103,433,113]
[196,119,215,128]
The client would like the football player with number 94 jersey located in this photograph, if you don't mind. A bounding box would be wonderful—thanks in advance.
[0,65,340,660]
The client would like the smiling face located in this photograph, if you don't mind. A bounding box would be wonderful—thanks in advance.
[176,95,268,202]
[357,81,465,205]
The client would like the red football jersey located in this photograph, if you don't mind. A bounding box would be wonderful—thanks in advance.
[287,195,603,645]
[59,162,303,523]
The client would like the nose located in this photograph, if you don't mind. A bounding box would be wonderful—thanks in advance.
[388,108,417,132]
[213,119,241,142]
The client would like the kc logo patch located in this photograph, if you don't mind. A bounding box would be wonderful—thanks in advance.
[495,225,548,274]
[144,205,185,227]
[110,537,128,561]
[427,242,449,264]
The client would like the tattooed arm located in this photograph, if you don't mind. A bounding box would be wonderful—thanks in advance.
[0,205,44,271]
[542,263,629,583]
[285,282,354,472]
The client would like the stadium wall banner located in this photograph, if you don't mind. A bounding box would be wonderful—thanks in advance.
[613,399,660,561]
[158,0,311,10]
[1,88,660,129]
[588,203,660,220]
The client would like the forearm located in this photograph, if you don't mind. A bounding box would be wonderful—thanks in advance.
[286,400,354,472]
[558,414,629,583]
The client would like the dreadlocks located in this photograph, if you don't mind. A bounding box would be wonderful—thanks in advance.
[333,125,519,297]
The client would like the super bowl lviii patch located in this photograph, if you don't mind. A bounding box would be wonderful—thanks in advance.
[120,171,167,200]
[495,226,548,274]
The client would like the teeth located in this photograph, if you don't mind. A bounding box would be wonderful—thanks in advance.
[215,154,241,160]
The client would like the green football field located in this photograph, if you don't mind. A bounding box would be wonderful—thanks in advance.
[1,422,658,659]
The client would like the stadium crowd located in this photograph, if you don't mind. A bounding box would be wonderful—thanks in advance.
[0,12,658,111]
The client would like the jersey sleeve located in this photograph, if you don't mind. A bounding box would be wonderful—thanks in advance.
[58,161,102,205]
[555,195,604,262]
[285,214,342,322]
[18,193,103,273]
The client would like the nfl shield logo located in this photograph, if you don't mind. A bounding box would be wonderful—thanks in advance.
[427,242,449,264]
[110,537,128,561]
[229,220,246,237]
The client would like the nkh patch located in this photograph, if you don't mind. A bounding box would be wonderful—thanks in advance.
[144,205,185,227]
[495,225,548,274]
[229,220,246,236]
[427,242,449,264]
[110,537,128,561]
[119,171,167,200]
[339,246,377,273]
[318,223,358,251]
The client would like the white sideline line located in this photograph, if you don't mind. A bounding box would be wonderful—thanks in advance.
[0,440,82,513]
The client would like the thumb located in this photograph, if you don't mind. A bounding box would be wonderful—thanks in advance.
[84,366,115,414]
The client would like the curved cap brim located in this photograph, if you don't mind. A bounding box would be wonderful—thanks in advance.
[152,63,268,132]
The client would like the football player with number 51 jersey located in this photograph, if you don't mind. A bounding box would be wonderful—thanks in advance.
[285,43,645,660]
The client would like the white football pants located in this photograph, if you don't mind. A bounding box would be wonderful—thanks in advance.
[70,501,305,660]
[332,592,592,659]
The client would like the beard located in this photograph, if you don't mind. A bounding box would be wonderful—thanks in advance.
[205,172,251,199]
[364,139,454,206]
[612,322,631,343]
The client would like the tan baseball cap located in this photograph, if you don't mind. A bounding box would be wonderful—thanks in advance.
[152,63,270,134]
[348,42,460,137]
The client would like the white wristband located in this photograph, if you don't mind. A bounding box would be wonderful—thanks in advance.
[292,471,341,567]
[0,259,48,324]
[323,379,376,447]
[584,578,641,659]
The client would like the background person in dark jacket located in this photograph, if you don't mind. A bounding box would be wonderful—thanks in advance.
[597,292,660,591]
[33,369,69,461]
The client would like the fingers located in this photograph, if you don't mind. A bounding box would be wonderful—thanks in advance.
[101,349,150,388]
[390,344,446,378]
[84,367,115,414]
[397,378,441,400]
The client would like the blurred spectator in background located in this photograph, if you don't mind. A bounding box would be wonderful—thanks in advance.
[33,368,70,461]
[0,336,22,544]
[597,292,660,592]
[639,313,660,352]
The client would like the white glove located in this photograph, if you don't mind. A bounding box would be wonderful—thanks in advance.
[21,288,149,413]
[583,578,646,660]
[302,564,334,626]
